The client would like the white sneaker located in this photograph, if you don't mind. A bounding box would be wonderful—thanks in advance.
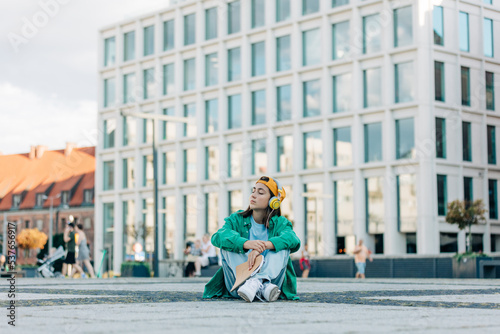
[258,281,281,302]
[237,278,263,302]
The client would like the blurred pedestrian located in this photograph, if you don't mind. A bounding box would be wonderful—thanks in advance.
[183,240,201,277]
[194,234,218,277]
[61,222,84,278]
[353,239,373,279]
[300,244,311,278]
[74,224,96,278]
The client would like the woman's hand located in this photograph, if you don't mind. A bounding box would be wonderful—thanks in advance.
[247,250,260,270]
[243,240,266,253]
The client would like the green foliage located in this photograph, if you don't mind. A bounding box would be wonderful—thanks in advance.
[454,252,488,262]
[445,199,487,230]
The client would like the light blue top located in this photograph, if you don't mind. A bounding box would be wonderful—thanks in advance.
[249,215,269,257]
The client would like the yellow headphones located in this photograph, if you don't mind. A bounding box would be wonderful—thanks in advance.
[268,178,285,210]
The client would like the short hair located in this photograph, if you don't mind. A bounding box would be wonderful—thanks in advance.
[77,224,83,230]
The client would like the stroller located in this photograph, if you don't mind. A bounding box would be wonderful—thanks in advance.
[36,246,66,278]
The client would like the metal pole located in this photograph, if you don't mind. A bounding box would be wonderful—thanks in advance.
[49,197,54,252]
[152,118,159,277]
[2,212,7,256]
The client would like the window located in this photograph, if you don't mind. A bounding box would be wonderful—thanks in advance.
[394,6,412,47]
[35,193,44,207]
[363,14,381,54]
[303,28,321,66]
[142,118,153,143]
[252,90,266,125]
[103,203,114,261]
[104,78,115,108]
[332,0,349,8]
[334,127,352,166]
[252,0,265,28]
[252,138,267,175]
[487,125,496,165]
[303,79,321,117]
[395,62,414,103]
[276,0,290,22]
[366,177,384,234]
[163,19,174,51]
[205,193,219,236]
[163,63,174,96]
[464,177,473,204]
[12,194,21,208]
[205,7,218,40]
[435,117,446,159]
[440,233,457,253]
[103,161,114,191]
[143,68,155,100]
[228,47,241,81]
[303,0,319,15]
[484,0,493,4]
[462,121,471,162]
[123,200,135,260]
[205,99,218,133]
[228,1,241,34]
[461,67,470,106]
[122,157,134,189]
[124,31,135,61]
[489,179,498,219]
[277,135,293,172]
[277,85,291,122]
[486,72,495,111]
[60,190,70,204]
[141,198,154,252]
[228,190,242,215]
[333,73,351,113]
[306,182,325,255]
[184,103,196,137]
[143,25,154,56]
[103,119,116,149]
[228,94,242,129]
[396,118,415,159]
[433,6,444,46]
[183,148,197,183]
[184,13,196,46]
[205,146,219,180]
[123,73,136,103]
[203,54,219,88]
[123,116,136,146]
[228,142,242,178]
[142,155,153,187]
[184,58,195,91]
[397,174,417,232]
[437,175,447,216]
[364,122,382,163]
[304,131,322,169]
[104,37,115,67]
[484,18,493,57]
[363,68,382,108]
[252,41,266,77]
[459,12,469,52]
[334,180,353,242]
[163,151,176,185]
[276,35,291,72]
[184,194,197,240]
[434,61,444,102]
[332,21,349,60]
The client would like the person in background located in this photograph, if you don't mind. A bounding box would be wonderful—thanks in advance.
[353,239,373,279]
[194,234,218,277]
[0,254,6,271]
[61,223,84,278]
[74,224,96,278]
[184,240,202,277]
[300,244,311,278]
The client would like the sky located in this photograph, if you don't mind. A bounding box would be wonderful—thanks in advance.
[0,0,170,155]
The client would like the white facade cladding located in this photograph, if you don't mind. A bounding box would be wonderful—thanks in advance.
[97,0,500,273]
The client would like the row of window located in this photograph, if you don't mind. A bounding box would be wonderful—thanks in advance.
[10,189,94,210]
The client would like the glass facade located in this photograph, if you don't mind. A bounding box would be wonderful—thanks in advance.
[459,12,469,52]
[124,31,135,62]
[205,99,218,133]
[205,7,218,40]
[433,6,444,46]
[364,122,382,163]
[303,0,319,15]
[142,118,153,143]
[184,194,197,240]
[123,73,136,103]
[334,180,353,237]
[276,0,290,22]
[435,117,446,159]
[123,116,136,146]
[205,52,218,87]
[143,25,154,56]
[228,1,241,35]
[103,119,115,149]
[277,85,291,122]
[252,138,267,175]
[440,233,457,253]
[305,182,324,256]
[143,68,155,100]
[228,190,242,214]
[184,148,197,183]
[434,61,444,102]
[303,28,321,66]
[303,79,321,117]
[487,125,496,165]
[462,121,471,162]
[184,58,195,91]
[104,78,115,108]
[276,35,291,72]
[395,62,414,103]
[304,131,322,169]
[228,94,242,129]
[397,174,417,232]
[363,14,381,54]
[228,142,242,178]
[366,177,384,234]
[163,63,174,96]
[333,127,352,166]
[164,151,176,185]
[332,21,349,60]
[184,103,196,137]
[104,37,115,67]
[252,0,265,28]
[103,202,114,272]
[489,180,498,219]
[437,174,447,216]
[142,155,153,187]
[332,0,349,8]
[184,13,196,46]
[252,41,266,77]
[163,19,174,51]
[394,6,412,47]
[277,135,293,173]
[486,72,495,111]
[461,66,470,106]
[205,146,219,180]
[162,107,176,140]
[484,18,494,57]
[206,193,219,235]
[464,177,473,203]
[396,118,415,159]
[363,68,382,108]
[333,73,351,113]
[252,90,266,125]
[163,196,176,258]
[103,161,114,191]
[228,47,241,82]
[122,200,135,260]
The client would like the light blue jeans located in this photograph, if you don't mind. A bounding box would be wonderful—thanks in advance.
[221,249,290,298]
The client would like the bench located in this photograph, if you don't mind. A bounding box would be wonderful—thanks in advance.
[479,260,500,278]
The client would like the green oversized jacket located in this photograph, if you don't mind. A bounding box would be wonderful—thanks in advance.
[203,210,301,300]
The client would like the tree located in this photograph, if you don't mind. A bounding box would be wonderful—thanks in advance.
[17,228,48,262]
[445,199,487,253]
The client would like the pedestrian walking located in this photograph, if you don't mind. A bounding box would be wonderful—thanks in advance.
[353,239,373,279]
[74,224,96,278]
[61,222,85,278]
[300,244,311,278]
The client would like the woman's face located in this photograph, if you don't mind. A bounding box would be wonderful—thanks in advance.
[249,183,271,210]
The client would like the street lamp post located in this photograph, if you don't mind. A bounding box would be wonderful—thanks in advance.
[43,194,60,253]
[121,110,190,277]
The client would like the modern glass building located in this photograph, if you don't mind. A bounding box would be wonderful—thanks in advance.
[97,0,500,273]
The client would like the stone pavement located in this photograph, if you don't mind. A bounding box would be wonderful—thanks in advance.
[1,277,500,334]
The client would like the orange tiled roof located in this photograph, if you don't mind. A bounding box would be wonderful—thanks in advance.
[0,146,95,211]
